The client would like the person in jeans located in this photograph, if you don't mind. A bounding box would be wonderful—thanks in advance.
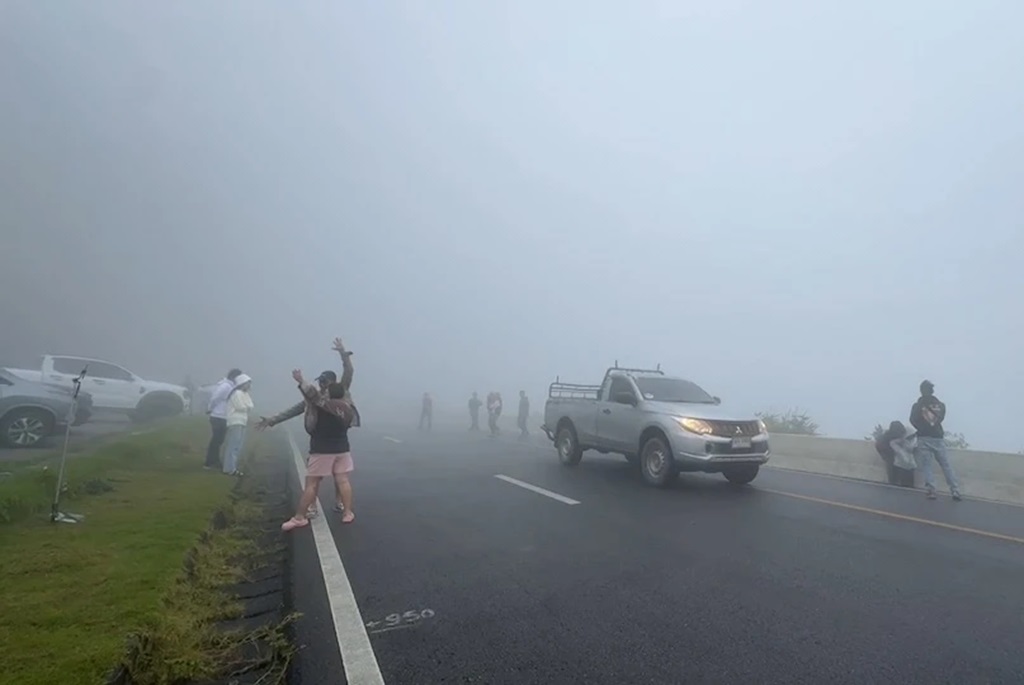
[205,368,242,469]
[910,380,962,501]
[223,374,254,476]
[282,368,357,531]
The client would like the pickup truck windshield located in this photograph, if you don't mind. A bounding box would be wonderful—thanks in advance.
[634,377,715,403]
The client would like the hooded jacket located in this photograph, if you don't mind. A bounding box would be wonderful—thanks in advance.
[910,395,946,439]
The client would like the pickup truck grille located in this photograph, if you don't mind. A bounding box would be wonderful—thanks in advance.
[707,420,760,437]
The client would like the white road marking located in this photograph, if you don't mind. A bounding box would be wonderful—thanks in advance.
[369,624,416,635]
[287,433,385,685]
[383,437,402,444]
[494,474,580,505]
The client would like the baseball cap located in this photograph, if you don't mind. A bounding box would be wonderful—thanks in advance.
[316,370,337,384]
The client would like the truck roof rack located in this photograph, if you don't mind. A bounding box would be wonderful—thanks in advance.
[604,360,664,377]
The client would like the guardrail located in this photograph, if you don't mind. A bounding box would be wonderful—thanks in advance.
[767,434,1024,506]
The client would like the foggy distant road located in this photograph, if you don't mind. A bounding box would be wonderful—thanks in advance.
[287,425,1024,685]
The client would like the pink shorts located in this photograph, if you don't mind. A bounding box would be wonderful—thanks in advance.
[306,452,354,478]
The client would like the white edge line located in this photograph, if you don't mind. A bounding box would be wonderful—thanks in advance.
[383,436,402,444]
[494,474,581,505]
[287,433,386,685]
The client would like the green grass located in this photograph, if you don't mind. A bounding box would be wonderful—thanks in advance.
[0,420,275,685]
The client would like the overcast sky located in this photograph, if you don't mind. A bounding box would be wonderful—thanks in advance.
[1,1,1021,448]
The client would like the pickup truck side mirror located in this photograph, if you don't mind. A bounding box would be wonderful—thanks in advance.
[613,392,638,406]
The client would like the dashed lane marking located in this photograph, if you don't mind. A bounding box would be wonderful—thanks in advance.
[494,474,581,505]
[383,437,402,444]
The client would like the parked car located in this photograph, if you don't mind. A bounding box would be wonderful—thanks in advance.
[541,364,770,487]
[0,369,94,448]
[6,354,188,422]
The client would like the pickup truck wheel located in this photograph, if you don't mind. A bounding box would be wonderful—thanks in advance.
[133,394,184,423]
[1,409,55,448]
[640,435,678,487]
[555,426,583,467]
[723,464,760,485]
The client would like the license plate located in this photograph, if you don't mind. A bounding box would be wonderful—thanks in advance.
[731,437,752,450]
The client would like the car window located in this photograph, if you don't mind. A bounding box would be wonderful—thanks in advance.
[608,376,635,401]
[634,377,715,403]
[87,362,135,381]
[52,357,87,374]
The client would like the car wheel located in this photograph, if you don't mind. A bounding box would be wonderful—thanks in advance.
[133,394,184,423]
[640,435,678,487]
[723,464,760,485]
[1,409,55,448]
[555,425,583,467]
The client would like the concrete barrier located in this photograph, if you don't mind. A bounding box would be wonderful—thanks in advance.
[767,433,1024,506]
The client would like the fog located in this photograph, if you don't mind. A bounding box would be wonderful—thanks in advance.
[2,1,1022,448]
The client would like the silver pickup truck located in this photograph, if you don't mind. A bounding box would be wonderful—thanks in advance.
[541,365,770,487]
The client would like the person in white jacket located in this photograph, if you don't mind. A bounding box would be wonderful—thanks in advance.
[223,374,254,476]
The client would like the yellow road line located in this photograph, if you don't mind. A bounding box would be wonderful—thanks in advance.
[761,488,1024,546]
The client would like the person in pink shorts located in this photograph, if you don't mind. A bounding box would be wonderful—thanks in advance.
[282,368,358,531]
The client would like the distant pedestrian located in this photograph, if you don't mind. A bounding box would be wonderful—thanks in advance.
[517,390,530,439]
[910,380,961,501]
[487,392,502,437]
[468,392,482,431]
[282,368,358,531]
[419,392,433,431]
[205,368,242,469]
[223,374,254,476]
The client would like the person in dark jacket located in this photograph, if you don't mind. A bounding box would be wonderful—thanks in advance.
[468,392,482,431]
[874,420,916,487]
[910,380,961,501]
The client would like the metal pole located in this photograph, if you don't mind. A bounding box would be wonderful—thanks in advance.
[51,368,86,524]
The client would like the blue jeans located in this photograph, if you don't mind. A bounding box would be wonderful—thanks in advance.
[915,436,959,493]
[223,425,246,474]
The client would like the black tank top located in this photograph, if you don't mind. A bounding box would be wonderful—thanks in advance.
[309,406,351,454]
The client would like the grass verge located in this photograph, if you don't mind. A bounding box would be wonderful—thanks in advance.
[0,419,293,685]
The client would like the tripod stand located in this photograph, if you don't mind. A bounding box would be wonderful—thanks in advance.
[51,368,87,524]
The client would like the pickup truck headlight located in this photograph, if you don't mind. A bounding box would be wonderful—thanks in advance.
[677,417,713,435]
[758,419,768,434]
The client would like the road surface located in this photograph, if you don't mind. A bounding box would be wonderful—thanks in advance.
[286,424,1024,685]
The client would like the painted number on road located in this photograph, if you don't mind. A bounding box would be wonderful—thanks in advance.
[365,609,435,633]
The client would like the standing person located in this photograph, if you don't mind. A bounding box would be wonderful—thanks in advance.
[468,392,482,431]
[282,368,357,531]
[487,392,502,437]
[517,390,530,439]
[223,374,254,476]
[910,380,962,501]
[419,393,433,431]
[205,368,242,470]
[257,338,355,518]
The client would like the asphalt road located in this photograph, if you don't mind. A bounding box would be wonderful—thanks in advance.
[286,424,1024,685]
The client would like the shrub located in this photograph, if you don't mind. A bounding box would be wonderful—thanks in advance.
[757,409,819,436]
